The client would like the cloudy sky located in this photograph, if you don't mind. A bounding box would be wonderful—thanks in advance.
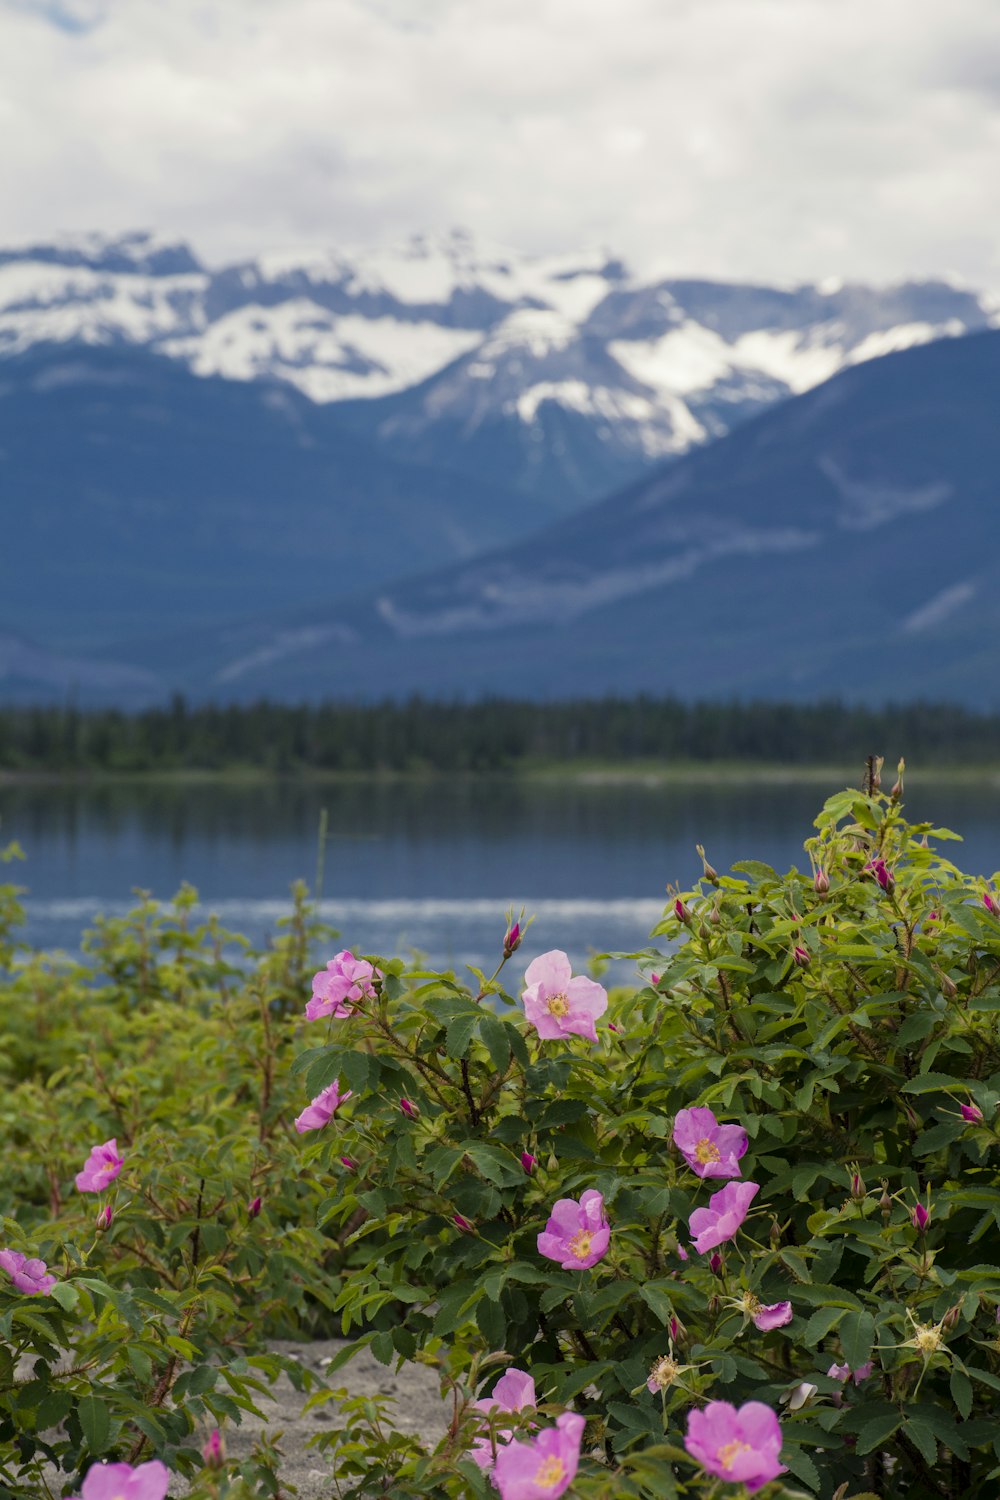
[2,0,999,286]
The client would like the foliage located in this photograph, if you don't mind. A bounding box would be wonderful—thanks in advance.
[7,694,1000,773]
[293,775,1000,1498]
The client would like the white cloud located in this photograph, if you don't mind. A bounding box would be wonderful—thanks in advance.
[1,0,999,286]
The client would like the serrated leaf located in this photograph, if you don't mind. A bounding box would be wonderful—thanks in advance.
[445,1012,478,1059]
[855,1412,902,1454]
[78,1394,110,1455]
[478,1013,510,1073]
[839,1309,875,1370]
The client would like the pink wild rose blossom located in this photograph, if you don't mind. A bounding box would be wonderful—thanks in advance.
[672,1107,748,1179]
[305,951,381,1021]
[75,1139,123,1194]
[72,1460,170,1500]
[470,1367,536,1472]
[293,1080,352,1134]
[689,1180,760,1254]
[828,1361,873,1385]
[684,1400,785,1494]
[0,1249,56,1295]
[537,1189,609,1270]
[753,1300,792,1331]
[521,950,608,1042]
[494,1411,584,1500]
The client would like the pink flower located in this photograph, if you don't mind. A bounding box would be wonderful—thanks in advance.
[96,1205,113,1232]
[72,1461,170,1500]
[676,1244,689,1262]
[537,1189,610,1270]
[911,1202,930,1232]
[689,1181,759,1254]
[961,1102,984,1123]
[305,950,381,1021]
[521,1151,536,1175]
[828,1361,872,1385]
[753,1301,792,1331]
[0,1249,56,1296]
[673,1107,747,1180]
[470,1368,536,1473]
[684,1400,784,1494]
[293,1080,352,1134]
[494,1411,584,1500]
[521,951,608,1043]
[75,1139,123,1194]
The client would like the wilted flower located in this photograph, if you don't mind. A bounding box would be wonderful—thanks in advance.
[672,1107,748,1180]
[293,1080,352,1134]
[305,950,381,1021]
[960,1101,984,1124]
[899,1312,947,1360]
[689,1181,760,1254]
[247,1196,262,1219]
[647,1353,682,1392]
[0,1248,56,1296]
[521,950,608,1043]
[75,1139,124,1194]
[202,1430,224,1469]
[96,1204,113,1231]
[71,1460,170,1500]
[521,1151,536,1175]
[493,1411,584,1500]
[537,1189,610,1270]
[684,1400,784,1493]
[469,1368,536,1473]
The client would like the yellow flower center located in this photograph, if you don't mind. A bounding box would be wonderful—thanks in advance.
[649,1355,679,1389]
[914,1324,941,1355]
[546,993,570,1017]
[717,1439,752,1471]
[568,1230,593,1260]
[534,1455,566,1487]
[694,1137,721,1165]
[739,1291,761,1316]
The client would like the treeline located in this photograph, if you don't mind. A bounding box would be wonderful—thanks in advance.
[0,696,998,773]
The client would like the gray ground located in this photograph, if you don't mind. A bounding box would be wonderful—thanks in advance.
[216,1339,450,1498]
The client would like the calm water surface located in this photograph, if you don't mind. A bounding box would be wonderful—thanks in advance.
[2,775,998,974]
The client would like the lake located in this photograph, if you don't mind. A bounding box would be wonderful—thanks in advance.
[2,773,998,976]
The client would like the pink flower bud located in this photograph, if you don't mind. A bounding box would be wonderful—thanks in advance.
[670,1314,687,1343]
[520,1151,536,1175]
[503,921,522,958]
[814,868,830,896]
[960,1102,984,1124]
[984,891,1000,917]
[911,1202,930,1233]
[453,1213,474,1233]
[866,857,895,894]
[96,1204,113,1232]
[927,910,939,923]
[709,1251,723,1275]
[942,1302,962,1331]
[995,1304,1000,1326]
[650,972,660,986]
[850,1171,865,1200]
[202,1429,224,1469]
[792,944,810,968]
[608,1021,622,1032]
[676,1243,689,1262]
[400,1098,418,1119]
[674,897,692,925]
[339,1155,358,1171]
[247,1196,262,1219]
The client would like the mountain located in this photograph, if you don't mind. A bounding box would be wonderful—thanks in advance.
[0,343,537,653]
[152,328,1000,707]
[2,230,996,511]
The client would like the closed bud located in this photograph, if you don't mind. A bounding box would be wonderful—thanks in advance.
[880,1181,892,1218]
[867,857,895,894]
[520,1150,536,1175]
[503,920,522,958]
[339,1156,357,1171]
[709,900,722,925]
[792,944,810,969]
[96,1204,113,1232]
[709,1251,724,1276]
[669,1314,687,1344]
[453,1213,475,1233]
[942,1302,962,1331]
[769,1219,781,1248]
[960,1102,984,1124]
[911,1201,930,1233]
[940,972,958,1000]
[202,1429,224,1470]
[850,1170,866,1201]
[399,1097,418,1119]
[674,897,692,925]
[696,845,720,885]
[814,867,830,897]
[247,1196,262,1219]
[891,760,905,801]
[984,891,1000,918]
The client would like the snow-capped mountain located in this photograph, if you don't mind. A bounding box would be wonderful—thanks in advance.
[2,229,996,509]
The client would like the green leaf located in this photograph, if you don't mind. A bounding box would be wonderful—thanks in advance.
[839,1310,875,1371]
[478,1013,510,1073]
[903,1414,938,1467]
[803,1306,845,1346]
[638,1283,675,1326]
[445,1012,478,1059]
[77,1394,111,1455]
[855,1412,902,1454]
[950,1367,974,1420]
